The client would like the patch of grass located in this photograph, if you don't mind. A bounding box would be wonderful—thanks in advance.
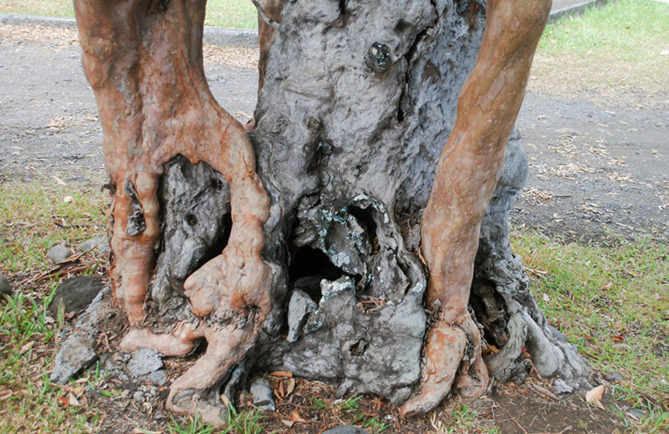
[310,395,392,432]
[0,0,74,18]
[205,0,258,29]
[0,288,99,432]
[512,229,669,431]
[0,181,106,274]
[532,0,669,99]
[167,406,264,434]
[0,0,258,29]
[0,180,106,432]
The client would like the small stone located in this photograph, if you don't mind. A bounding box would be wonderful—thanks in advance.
[0,274,12,300]
[77,237,109,254]
[287,289,318,342]
[48,276,104,316]
[323,426,369,434]
[627,408,646,420]
[50,333,97,384]
[604,372,624,383]
[554,378,574,394]
[148,369,168,386]
[250,378,275,411]
[126,348,163,378]
[133,391,145,402]
[47,244,73,264]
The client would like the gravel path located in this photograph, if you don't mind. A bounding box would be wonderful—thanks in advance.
[0,23,666,243]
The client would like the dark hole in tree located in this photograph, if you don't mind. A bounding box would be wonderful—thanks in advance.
[349,339,369,356]
[194,212,233,270]
[209,177,223,191]
[186,213,198,226]
[348,205,379,254]
[469,280,510,347]
[289,246,347,303]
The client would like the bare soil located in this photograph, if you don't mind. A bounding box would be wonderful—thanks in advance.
[1,23,666,433]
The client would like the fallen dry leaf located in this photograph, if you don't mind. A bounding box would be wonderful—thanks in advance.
[0,390,13,401]
[290,409,310,424]
[67,392,81,407]
[286,377,296,396]
[220,393,231,408]
[57,396,70,407]
[586,385,605,410]
[277,380,285,399]
[281,419,295,428]
[19,341,34,355]
[270,370,293,378]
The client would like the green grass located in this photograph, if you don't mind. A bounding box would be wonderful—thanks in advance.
[205,0,258,29]
[0,0,259,29]
[533,0,669,97]
[167,406,264,434]
[0,181,105,432]
[512,229,669,432]
[0,182,106,274]
[0,286,99,432]
[539,0,669,55]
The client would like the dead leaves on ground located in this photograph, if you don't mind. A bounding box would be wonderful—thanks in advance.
[586,385,606,410]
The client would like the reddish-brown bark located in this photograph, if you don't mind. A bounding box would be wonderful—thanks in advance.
[74,0,272,424]
[401,0,551,416]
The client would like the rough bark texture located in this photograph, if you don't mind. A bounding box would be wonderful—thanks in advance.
[58,0,591,425]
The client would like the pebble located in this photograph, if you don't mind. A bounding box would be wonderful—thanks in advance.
[47,244,73,264]
[50,333,97,384]
[126,348,163,378]
[323,426,369,434]
[287,289,318,342]
[627,408,646,420]
[148,369,168,386]
[0,274,12,300]
[554,378,574,394]
[250,378,276,412]
[77,236,110,254]
[605,372,624,383]
[133,391,145,402]
[48,276,104,316]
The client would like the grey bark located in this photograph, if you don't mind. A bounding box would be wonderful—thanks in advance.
[138,0,588,402]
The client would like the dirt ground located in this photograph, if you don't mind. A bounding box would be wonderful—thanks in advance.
[0,23,667,433]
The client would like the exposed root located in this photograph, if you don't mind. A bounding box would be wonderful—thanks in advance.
[400,319,466,417]
[404,0,551,415]
[167,324,256,425]
[74,0,273,424]
[119,323,203,357]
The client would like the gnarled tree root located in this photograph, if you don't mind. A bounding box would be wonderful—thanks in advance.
[401,0,551,417]
[74,0,272,425]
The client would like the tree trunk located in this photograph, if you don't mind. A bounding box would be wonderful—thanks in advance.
[64,0,589,425]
